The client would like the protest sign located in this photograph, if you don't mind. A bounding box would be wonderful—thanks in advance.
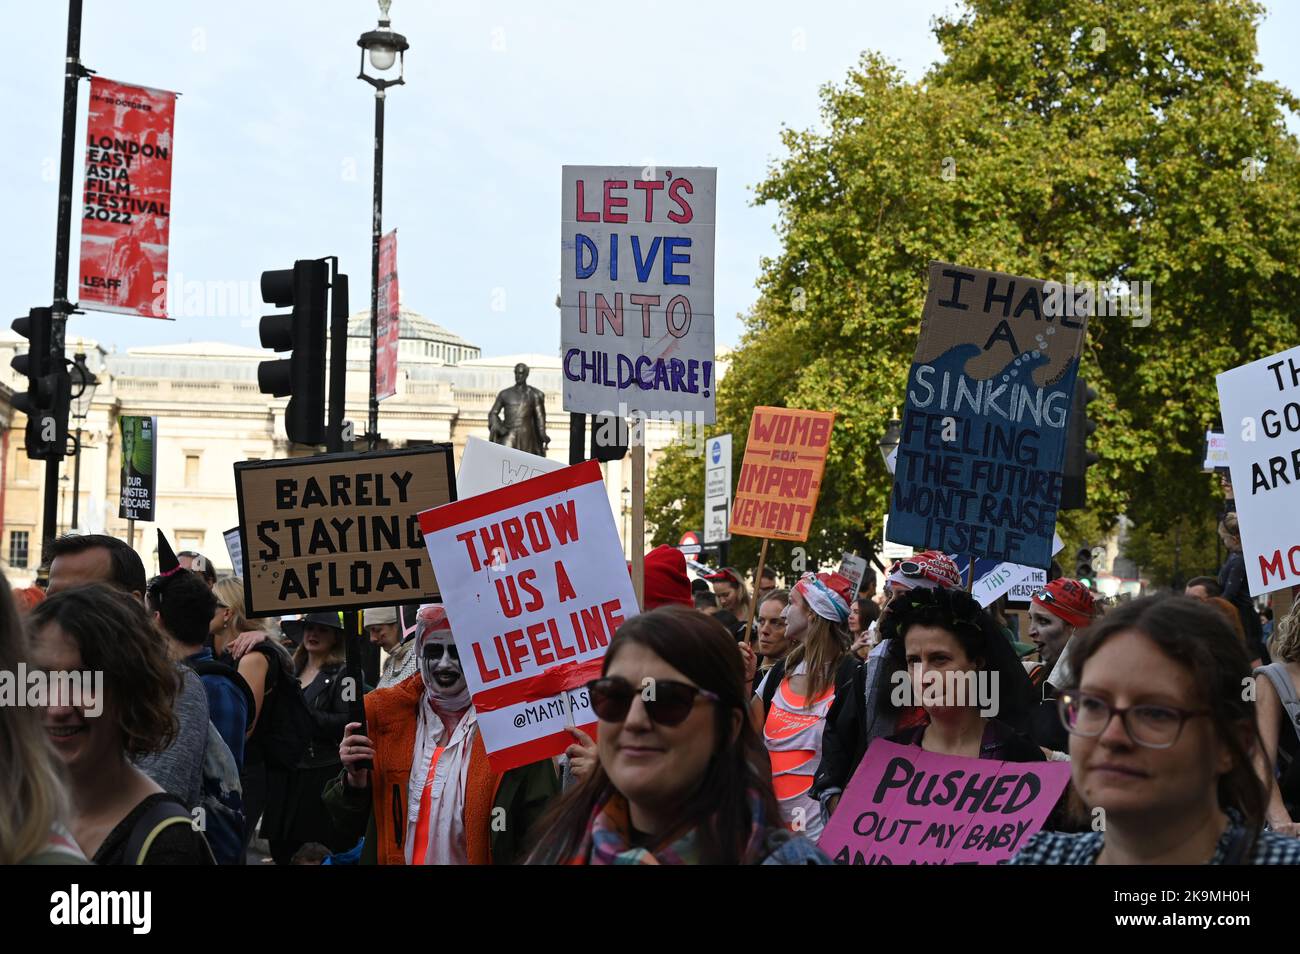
[223,527,243,575]
[703,433,732,545]
[560,166,717,422]
[1006,570,1049,603]
[79,77,178,318]
[837,552,869,601]
[419,460,638,772]
[234,445,455,617]
[888,262,1089,567]
[729,407,835,542]
[118,416,157,521]
[1203,430,1229,472]
[376,229,400,401]
[819,740,1071,865]
[1217,345,1300,595]
[457,435,563,498]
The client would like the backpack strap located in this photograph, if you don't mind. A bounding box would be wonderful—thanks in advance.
[760,659,786,716]
[1255,664,1300,751]
[124,797,197,866]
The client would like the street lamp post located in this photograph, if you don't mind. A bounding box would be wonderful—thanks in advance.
[68,351,99,531]
[356,0,408,452]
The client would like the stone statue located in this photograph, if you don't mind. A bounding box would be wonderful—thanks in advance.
[488,363,550,456]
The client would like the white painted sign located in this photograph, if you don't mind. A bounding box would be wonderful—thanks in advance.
[560,165,717,421]
[458,436,564,498]
[223,527,243,577]
[1203,430,1229,471]
[837,552,869,601]
[1217,346,1300,595]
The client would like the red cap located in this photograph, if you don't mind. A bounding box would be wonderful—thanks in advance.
[702,567,743,588]
[1031,578,1097,629]
[819,572,855,605]
[643,545,694,610]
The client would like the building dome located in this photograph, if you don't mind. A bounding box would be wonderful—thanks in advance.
[346,307,481,365]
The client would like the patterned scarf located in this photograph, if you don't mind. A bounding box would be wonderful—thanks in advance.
[568,789,770,865]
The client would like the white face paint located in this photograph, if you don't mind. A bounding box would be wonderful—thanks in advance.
[418,628,470,711]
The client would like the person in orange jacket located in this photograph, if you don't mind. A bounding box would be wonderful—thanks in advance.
[322,604,557,864]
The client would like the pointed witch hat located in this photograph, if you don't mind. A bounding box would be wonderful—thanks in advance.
[157,529,182,576]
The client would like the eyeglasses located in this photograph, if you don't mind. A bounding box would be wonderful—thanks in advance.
[1032,589,1057,606]
[898,560,926,577]
[586,676,721,727]
[1057,690,1211,749]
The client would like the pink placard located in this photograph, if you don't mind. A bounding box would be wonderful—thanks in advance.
[818,739,1071,865]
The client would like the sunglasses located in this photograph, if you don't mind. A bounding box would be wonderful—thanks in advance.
[586,676,721,727]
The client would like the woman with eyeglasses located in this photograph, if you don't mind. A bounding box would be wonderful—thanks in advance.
[878,586,1042,762]
[526,606,828,864]
[1012,595,1300,864]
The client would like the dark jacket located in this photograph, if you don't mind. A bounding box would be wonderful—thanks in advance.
[300,662,355,770]
[812,648,895,805]
[1220,553,1269,662]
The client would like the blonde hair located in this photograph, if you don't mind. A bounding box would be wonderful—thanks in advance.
[1271,608,1300,664]
[212,576,265,643]
[783,593,848,707]
[0,573,71,864]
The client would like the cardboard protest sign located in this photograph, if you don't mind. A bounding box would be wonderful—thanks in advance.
[560,166,717,422]
[118,416,157,521]
[419,460,638,772]
[457,436,563,498]
[819,740,1071,865]
[79,77,178,318]
[234,446,455,617]
[729,407,835,542]
[1217,345,1300,595]
[888,263,1089,567]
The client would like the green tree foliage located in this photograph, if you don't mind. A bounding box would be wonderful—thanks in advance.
[646,0,1300,572]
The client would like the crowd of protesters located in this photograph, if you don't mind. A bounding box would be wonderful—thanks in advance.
[4,518,1300,868]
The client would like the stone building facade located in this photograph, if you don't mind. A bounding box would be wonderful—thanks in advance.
[0,308,693,585]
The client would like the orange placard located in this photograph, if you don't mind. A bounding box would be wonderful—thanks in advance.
[729,407,835,542]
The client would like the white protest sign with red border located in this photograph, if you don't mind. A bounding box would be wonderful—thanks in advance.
[419,460,638,772]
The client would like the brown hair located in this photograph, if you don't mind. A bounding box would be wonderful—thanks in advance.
[29,583,179,758]
[1067,595,1266,841]
[292,624,346,674]
[0,573,70,863]
[1205,597,1247,648]
[525,607,781,865]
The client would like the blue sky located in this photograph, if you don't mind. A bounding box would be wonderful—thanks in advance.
[4,1,1298,358]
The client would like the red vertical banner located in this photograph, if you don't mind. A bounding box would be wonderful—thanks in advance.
[376,229,400,400]
[78,77,178,319]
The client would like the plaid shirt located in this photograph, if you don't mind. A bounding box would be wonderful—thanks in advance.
[1011,815,1300,865]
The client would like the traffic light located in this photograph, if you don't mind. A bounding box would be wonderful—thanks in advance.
[259,260,328,445]
[1060,378,1100,510]
[1075,546,1094,586]
[10,307,70,460]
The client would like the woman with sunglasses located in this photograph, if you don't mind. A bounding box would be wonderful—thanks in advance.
[1026,578,1098,756]
[1012,595,1300,864]
[526,607,828,864]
